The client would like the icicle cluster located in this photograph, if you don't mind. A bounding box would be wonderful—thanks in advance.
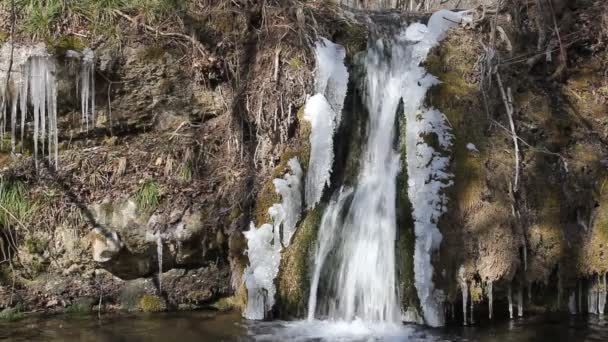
[588,274,607,315]
[81,48,96,130]
[243,158,303,320]
[0,44,58,167]
[303,38,349,209]
[459,267,468,326]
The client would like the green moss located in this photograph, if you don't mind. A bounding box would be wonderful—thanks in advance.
[177,162,193,183]
[211,294,245,312]
[134,179,161,213]
[66,297,95,315]
[276,205,324,317]
[138,294,166,313]
[334,22,367,62]
[396,107,420,315]
[25,237,48,255]
[585,177,608,274]
[470,282,484,303]
[47,35,86,55]
[0,31,8,44]
[0,306,25,321]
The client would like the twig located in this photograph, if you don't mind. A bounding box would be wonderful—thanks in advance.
[495,72,520,193]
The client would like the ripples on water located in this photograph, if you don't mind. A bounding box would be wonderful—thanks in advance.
[1,311,607,341]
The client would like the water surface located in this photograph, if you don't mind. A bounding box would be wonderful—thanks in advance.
[1,311,607,341]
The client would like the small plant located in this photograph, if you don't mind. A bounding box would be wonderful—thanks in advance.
[0,178,33,228]
[288,57,304,70]
[0,306,25,321]
[177,163,192,183]
[134,179,160,212]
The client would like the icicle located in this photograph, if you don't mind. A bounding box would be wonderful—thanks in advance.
[470,296,475,324]
[588,278,598,315]
[81,48,95,130]
[488,281,493,320]
[578,280,583,314]
[557,272,562,310]
[156,235,163,293]
[517,283,524,317]
[508,284,514,319]
[600,273,607,315]
[569,290,577,314]
[459,268,468,326]
[10,91,17,153]
[19,64,28,151]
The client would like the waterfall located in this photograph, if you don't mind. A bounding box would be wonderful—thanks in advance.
[306,10,467,326]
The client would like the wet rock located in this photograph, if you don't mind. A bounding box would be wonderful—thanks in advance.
[91,228,124,263]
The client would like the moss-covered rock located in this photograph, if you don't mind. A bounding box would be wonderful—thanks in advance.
[275,206,324,318]
[138,294,167,313]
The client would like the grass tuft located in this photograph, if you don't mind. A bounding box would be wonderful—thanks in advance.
[0,178,33,228]
[134,179,160,212]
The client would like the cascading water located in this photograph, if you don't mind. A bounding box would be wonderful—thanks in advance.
[307,10,468,327]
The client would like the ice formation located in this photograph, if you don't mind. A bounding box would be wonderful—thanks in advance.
[508,284,514,319]
[304,94,337,209]
[156,235,163,292]
[403,10,469,327]
[80,48,96,130]
[268,158,304,246]
[517,283,524,317]
[243,158,303,320]
[568,290,577,314]
[488,281,493,319]
[304,39,349,209]
[0,44,58,167]
[599,274,607,315]
[459,267,468,325]
[588,282,598,315]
